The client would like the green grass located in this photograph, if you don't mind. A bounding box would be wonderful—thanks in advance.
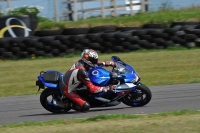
[0,48,200,97]
[1,6,200,132]
[38,6,200,29]
[0,110,200,133]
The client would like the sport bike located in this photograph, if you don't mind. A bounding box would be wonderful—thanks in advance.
[36,56,152,113]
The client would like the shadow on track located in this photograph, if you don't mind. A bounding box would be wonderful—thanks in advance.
[19,106,132,117]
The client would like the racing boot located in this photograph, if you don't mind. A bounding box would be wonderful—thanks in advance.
[73,102,90,112]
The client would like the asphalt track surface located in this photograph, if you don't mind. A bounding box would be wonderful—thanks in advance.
[0,83,200,125]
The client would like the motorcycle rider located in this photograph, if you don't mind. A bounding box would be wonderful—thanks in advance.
[59,49,116,112]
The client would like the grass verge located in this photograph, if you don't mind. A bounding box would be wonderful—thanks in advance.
[0,48,200,97]
[38,6,200,29]
[0,110,200,133]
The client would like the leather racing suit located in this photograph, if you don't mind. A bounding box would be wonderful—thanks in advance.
[59,59,116,111]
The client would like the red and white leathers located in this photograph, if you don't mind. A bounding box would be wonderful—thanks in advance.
[59,59,116,109]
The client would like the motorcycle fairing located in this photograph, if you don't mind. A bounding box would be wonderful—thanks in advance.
[88,67,111,86]
[115,62,139,83]
[38,70,63,89]
[93,83,137,102]
[114,83,137,92]
[38,76,57,88]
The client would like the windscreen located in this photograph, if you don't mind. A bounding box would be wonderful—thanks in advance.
[112,63,130,74]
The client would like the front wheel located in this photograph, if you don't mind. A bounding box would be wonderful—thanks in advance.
[121,83,152,107]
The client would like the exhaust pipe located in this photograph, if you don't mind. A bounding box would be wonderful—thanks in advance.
[95,97,110,103]
[52,99,65,108]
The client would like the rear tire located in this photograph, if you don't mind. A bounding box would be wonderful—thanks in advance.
[121,83,152,107]
[40,88,71,113]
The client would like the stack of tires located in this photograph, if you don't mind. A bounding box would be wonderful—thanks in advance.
[0,37,29,59]
[169,22,200,48]
[0,22,200,59]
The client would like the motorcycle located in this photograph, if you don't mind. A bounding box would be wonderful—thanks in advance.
[36,56,152,113]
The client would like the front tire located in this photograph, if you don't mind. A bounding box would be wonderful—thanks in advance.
[121,83,152,107]
[40,88,71,113]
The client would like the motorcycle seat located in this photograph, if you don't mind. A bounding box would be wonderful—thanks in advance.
[43,71,60,83]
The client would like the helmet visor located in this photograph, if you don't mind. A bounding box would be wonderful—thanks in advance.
[90,58,98,65]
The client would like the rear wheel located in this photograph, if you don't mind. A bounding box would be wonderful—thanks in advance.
[121,83,152,107]
[40,88,71,113]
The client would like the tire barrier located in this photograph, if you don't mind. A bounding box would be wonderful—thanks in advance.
[0,22,200,59]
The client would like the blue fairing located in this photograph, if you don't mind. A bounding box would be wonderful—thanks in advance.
[88,62,139,87]
[38,70,63,89]
[122,63,138,83]
[88,67,111,86]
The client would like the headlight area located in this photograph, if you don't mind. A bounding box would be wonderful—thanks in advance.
[131,74,140,84]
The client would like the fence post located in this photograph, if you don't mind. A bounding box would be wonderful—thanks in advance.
[67,0,73,21]
[74,0,78,21]
[81,1,86,19]
[144,0,149,12]
[141,0,149,12]
[129,0,134,16]
[141,0,147,12]
[101,0,105,18]
[111,0,117,17]
[54,0,60,22]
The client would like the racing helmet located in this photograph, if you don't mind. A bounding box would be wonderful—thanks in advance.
[81,49,98,68]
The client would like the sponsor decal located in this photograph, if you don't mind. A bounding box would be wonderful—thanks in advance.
[92,70,99,75]
[0,17,31,38]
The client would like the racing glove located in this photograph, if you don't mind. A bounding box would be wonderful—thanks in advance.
[102,85,115,92]
[98,61,116,67]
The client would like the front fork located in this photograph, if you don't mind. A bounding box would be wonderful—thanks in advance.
[112,82,141,102]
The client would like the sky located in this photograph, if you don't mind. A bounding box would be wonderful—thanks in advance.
[0,0,200,21]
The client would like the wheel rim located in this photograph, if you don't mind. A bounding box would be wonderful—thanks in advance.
[123,90,147,106]
[44,94,64,112]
